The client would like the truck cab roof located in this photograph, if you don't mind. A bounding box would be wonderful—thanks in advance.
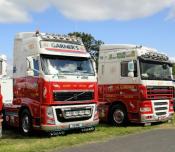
[100,44,157,52]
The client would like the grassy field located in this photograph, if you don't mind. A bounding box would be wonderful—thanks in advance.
[0,121,174,152]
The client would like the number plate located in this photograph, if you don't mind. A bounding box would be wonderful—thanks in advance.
[69,123,82,129]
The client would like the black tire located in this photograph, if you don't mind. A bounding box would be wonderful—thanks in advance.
[109,104,128,126]
[19,109,33,136]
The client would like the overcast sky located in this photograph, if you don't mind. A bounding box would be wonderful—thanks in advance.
[0,0,175,60]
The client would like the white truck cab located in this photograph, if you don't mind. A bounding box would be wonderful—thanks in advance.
[4,32,99,135]
[98,44,174,125]
[0,55,13,105]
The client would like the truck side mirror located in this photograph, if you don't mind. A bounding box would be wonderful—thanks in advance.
[26,56,35,76]
[128,72,134,78]
[26,57,33,76]
[26,70,34,76]
[0,55,7,76]
[91,59,97,73]
[26,57,33,70]
[128,60,134,78]
[26,56,41,76]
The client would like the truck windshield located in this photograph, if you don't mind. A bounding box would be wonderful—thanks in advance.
[40,55,95,76]
[140,60,172,81]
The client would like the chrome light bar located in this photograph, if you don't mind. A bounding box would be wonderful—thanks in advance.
[141,52,169,62]
[37,32,83,44]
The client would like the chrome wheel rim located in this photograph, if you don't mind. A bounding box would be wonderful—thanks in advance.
[22,114,30,133]
[113,110,124,124]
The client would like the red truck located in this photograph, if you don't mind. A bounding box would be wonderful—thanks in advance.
[3,32,99,135]
[98,44,174,126]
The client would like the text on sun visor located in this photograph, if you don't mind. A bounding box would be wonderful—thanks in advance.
[40,41,86,52]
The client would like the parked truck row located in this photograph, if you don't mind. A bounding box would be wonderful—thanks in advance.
[0,31,174,136]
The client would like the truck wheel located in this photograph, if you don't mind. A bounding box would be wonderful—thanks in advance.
[110,104,128,126]
[20,109,32,135]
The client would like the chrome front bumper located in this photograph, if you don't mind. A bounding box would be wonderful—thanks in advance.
[140,113,174,123]
[41,119,99,132]
[40,103,99,132]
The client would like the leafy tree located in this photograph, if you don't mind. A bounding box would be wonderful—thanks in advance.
[68,32,104,60]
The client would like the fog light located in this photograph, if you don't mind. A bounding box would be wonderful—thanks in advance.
[145,116,152,119]
[46,107,55,125]
[93,105,99,121]
[47,107,54,118]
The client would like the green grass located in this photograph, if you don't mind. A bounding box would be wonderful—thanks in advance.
[0,121,174,152]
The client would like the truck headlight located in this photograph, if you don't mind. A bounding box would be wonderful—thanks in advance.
[46,107,55,125]
[47,107,54,118]
[85,110,91,115]
[140,107,151,113]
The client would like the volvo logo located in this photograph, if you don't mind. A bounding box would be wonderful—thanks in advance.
[65,92,86,101]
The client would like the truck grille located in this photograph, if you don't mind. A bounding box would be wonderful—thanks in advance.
[153,100,169,116]
[55,107,93,122]
[147,86,173,99]
[53,91,94,101]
